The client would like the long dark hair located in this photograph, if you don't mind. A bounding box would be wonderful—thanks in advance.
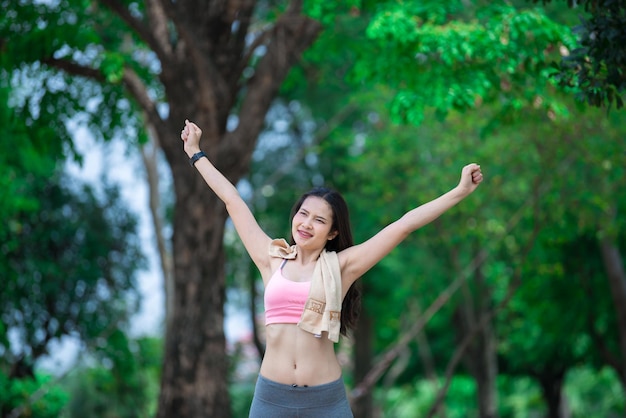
[289,187,361,336]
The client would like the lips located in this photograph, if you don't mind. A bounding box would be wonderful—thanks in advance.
[297,230,313,239]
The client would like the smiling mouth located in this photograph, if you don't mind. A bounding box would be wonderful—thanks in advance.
[297,230,313,238]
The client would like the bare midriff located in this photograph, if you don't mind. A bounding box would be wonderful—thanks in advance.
[260,323,342,386]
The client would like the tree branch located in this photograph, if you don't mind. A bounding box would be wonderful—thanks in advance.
[44,55,164,147]
[98,0,169,60]
[146,0,173,56]
[122,67,163,131]
[221,0,322,172]
[139,127,174,336]
[42,57,105,82]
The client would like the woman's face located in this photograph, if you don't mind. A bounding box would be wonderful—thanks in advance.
[291,196,337,250]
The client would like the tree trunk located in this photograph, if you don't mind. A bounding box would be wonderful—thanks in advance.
[140,133,174,336]
[249,259,265,360]
[474,327,498,418]
[157,178,231,416]
[537,370,568,418]
[454,246,499,418]
[454,306,498,418]
[599,236,626,386]
[151,3,321,416]
[352,309,374,418]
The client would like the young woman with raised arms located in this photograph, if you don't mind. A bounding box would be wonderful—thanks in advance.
[181,119,483,417]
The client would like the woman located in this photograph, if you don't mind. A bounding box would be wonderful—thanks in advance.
[180,119,483,417]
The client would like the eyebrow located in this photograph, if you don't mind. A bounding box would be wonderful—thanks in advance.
[299,207,329,222]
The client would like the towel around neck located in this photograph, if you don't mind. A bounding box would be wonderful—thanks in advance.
[268,239,343,342]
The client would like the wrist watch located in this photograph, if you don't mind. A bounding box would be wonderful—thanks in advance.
[189,151,207,166]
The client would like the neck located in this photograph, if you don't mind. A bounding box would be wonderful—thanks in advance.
[295,246,324,265]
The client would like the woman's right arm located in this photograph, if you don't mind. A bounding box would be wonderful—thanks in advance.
[181,120,272,275]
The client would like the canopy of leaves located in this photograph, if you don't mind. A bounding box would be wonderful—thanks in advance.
[0,82,146,379]
[535,0,626,108]
[295,0,580,127]
[0,168,145,375]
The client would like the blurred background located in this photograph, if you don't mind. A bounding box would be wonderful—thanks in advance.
[1,0,625,417]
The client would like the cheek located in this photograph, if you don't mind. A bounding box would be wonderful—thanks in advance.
[320,225,333,236]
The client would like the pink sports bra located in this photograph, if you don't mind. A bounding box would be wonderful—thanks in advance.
[264,260,311,325]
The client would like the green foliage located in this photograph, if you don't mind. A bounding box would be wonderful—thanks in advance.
[0,75,146,383]
[353,1,577,125]
[377,369,625,417]
[304,0,361,26]
[0,0,150,148]
[0,371,69,418]
[0,80,59,238]
[0,64,147,406]
[536,0,626,109]
[564,366,626,417]
[377,375,479,418]
[60,335,162,418]
[498,376,545,417]
[0,169,145,373]
[229,379,256,418]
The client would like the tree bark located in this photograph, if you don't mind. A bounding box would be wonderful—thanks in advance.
[598,236,626,386]
[157,189,230,415]
[453,305,499,418]
[352,310,374,418]
[536,370,568,418]
[248,259,265,360]
[453,246,499,418]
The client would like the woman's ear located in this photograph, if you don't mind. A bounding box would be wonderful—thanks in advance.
[328,231,338,240]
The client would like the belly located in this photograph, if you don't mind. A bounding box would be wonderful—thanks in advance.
[260,323,342,386]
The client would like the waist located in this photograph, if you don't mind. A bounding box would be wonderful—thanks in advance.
[261,324,341,385]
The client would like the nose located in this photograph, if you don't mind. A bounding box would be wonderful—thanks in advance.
[302,217,312,228]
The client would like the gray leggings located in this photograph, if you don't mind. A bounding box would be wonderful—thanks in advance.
[248,374,354,418]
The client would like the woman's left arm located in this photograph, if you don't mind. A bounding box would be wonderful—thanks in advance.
[339,163,483,285]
